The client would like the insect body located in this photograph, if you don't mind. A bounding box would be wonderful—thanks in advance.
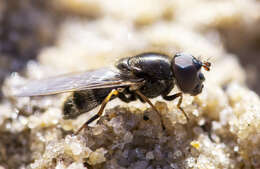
[15,52,211,133]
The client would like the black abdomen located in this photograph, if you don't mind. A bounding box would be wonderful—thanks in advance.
[63,88,113,119]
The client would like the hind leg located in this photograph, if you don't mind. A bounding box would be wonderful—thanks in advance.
[75,89,119,134]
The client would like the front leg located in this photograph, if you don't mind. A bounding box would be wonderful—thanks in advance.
[163,92,189,121]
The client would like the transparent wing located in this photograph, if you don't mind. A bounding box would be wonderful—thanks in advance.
[14,68,142,97]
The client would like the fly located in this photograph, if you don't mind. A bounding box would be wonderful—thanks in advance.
[14,52,211,134]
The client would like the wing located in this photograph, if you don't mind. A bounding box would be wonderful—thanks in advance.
[14,67,143,97]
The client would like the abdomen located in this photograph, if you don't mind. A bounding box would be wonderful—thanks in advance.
[63,88,113,119]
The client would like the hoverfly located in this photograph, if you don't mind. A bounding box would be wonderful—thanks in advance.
[15,52,211,134]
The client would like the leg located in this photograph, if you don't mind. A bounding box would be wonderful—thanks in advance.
[75,89,119,134]
[163,92,189,122]
[134,90,165,129]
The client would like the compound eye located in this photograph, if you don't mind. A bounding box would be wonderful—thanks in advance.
[198,73,205,81]
[172,53,199,94]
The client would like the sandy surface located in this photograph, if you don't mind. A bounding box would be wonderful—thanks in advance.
[1,0,260,169]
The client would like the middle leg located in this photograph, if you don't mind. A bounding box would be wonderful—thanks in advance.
[134,90,165,130]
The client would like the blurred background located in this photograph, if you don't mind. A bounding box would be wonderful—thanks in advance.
[1,0,260,168]
[0,0,260,95]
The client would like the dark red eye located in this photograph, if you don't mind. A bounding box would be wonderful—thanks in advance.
[172,53,205,95]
